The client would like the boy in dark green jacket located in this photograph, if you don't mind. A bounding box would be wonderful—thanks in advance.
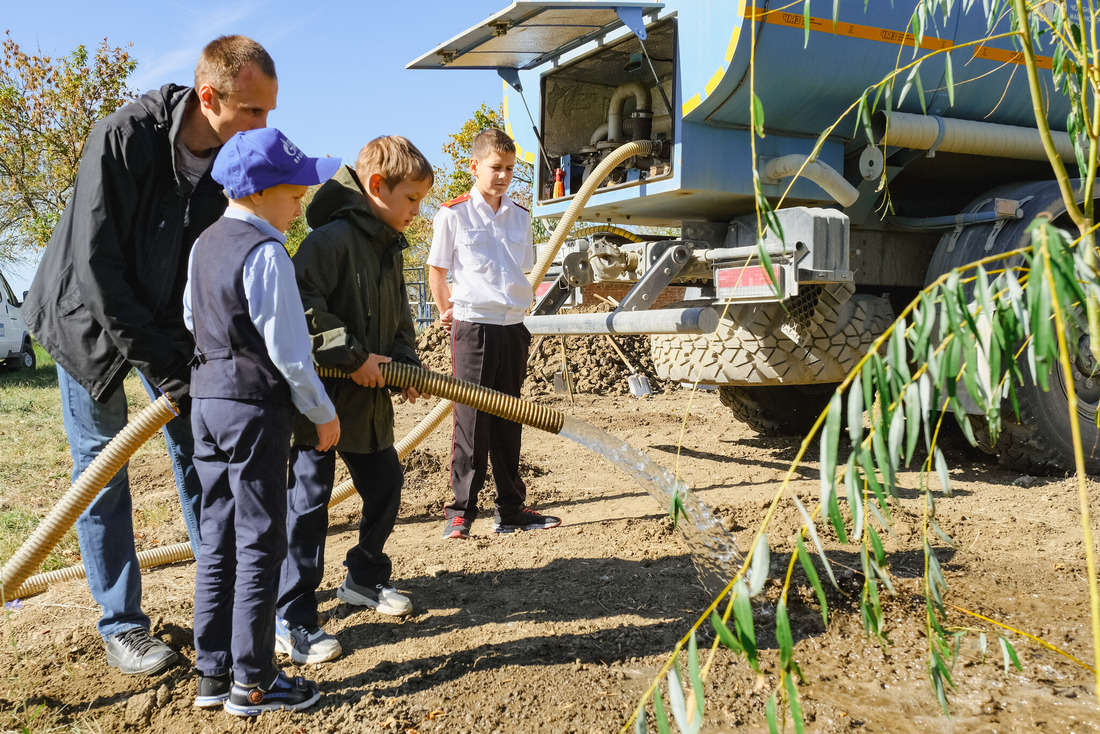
[275,136,433,663]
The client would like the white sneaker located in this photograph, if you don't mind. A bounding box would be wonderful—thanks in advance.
[336,578,412,616]
[274,616,341,664]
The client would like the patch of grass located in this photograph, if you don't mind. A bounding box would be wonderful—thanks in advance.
[0,346,170,574]
[0,693,76,733]
[0,509,73,572]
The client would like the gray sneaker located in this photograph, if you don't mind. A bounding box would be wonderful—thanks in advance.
[275,616,342,664]
[105,627,177,676]
[336,578,412,616]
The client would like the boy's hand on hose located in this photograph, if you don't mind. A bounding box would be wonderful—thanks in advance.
[316,415,341,451]
[351,353,390,388]
[401,386,430,404]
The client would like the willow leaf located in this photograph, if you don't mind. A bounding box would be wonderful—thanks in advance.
[748,533,770,597]
[872,420,897,496]
[793,495,838,587]
[1000,637,1022,672]
[820,392,842,509]
[848,381,865,445]
[777,601,794,671]
[667,665,694,734]
[711,611,743,655]
[845,452,864,542]
[796,535,829,624]
[653,687,672,734]
[903,382,920,464]
[859,446,890,518]
[828,475,848,544]
[785,672,806,734]
[733,579,759,671]
[944,50,954,106]
[933,446,952,496]
[687,633,704,731]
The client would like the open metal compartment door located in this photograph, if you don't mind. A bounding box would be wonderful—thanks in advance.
[406,1,663,71]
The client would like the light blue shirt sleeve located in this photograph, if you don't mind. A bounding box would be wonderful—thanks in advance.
[242,242,336,425]
[183,248,196,335]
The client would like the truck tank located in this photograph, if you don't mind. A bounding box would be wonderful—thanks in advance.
[410,1,1096,474]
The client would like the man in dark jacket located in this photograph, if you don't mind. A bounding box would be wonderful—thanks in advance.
[23,35,277,677]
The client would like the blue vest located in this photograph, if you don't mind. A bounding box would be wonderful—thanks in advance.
[189,216,292,406]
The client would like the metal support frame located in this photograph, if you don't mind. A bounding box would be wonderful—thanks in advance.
[618,242,691,312]
[531,273,577,316]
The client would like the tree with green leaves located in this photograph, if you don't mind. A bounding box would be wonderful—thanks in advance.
[627,2,1100,732]
[0,32,136,265]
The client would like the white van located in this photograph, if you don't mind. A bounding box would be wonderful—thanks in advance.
[0,268,35,371]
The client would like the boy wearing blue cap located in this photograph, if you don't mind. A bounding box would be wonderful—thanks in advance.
[183,127,341,715]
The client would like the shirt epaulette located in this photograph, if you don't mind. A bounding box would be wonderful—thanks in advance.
[511,198,529,212]
[442,193,471,208]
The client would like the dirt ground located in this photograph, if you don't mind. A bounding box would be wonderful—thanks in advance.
[3,376,1100,732]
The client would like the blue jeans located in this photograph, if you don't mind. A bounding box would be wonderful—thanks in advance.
[56,364,202,641]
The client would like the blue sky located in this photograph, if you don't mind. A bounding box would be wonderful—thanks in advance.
[3,0,515,292]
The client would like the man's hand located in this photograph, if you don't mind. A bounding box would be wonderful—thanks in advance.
[350,353,390,387]
[315,415,341,451]
[160,375,192,419]
[439,306,454,334]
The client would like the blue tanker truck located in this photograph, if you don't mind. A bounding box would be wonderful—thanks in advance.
[410,1,1095,474]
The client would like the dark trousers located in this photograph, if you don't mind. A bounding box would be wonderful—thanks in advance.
[446,320,530,522]
[191,397,292,685]
[276,446,403,628]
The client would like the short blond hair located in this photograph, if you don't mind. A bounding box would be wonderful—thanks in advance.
[355,136,434,191]
[194,35,276,96]
[471,128,515,160]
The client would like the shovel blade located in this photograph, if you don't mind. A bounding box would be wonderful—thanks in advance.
[628,374,652,397]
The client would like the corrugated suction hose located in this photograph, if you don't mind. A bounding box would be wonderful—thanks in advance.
[1,397,178,600]
[317,362,563,434]
[7,139,656,600]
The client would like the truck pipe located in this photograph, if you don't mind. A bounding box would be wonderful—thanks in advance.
[525,306,719,335]
[761,155,860,208]
[873,111,1076,161]
[888,208,1023,230]
[7,140,656,600]
[607,81,652,143]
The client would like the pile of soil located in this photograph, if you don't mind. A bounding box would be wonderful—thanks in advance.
[416,316,670,397]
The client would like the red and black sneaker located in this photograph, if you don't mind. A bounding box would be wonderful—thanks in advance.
[442,515,472,540]
[492,508,562,534]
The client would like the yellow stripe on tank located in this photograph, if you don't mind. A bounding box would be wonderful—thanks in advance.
[682,0,748,118]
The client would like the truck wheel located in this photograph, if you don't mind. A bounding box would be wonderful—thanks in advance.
[718,383,839,437]
[651,283,893,385]
[18,340,36,370]
[965,348,1100,476]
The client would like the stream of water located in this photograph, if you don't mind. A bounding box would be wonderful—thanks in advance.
[557,416,744,596]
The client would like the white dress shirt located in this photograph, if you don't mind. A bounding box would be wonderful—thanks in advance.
[427,187,534,325]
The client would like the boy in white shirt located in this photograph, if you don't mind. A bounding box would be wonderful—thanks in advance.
[427,128,562,540]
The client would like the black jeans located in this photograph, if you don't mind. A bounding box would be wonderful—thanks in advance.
[446,320,530,523]
[276,446,403,628]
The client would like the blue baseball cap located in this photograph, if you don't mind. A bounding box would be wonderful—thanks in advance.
[212,127,342,198]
